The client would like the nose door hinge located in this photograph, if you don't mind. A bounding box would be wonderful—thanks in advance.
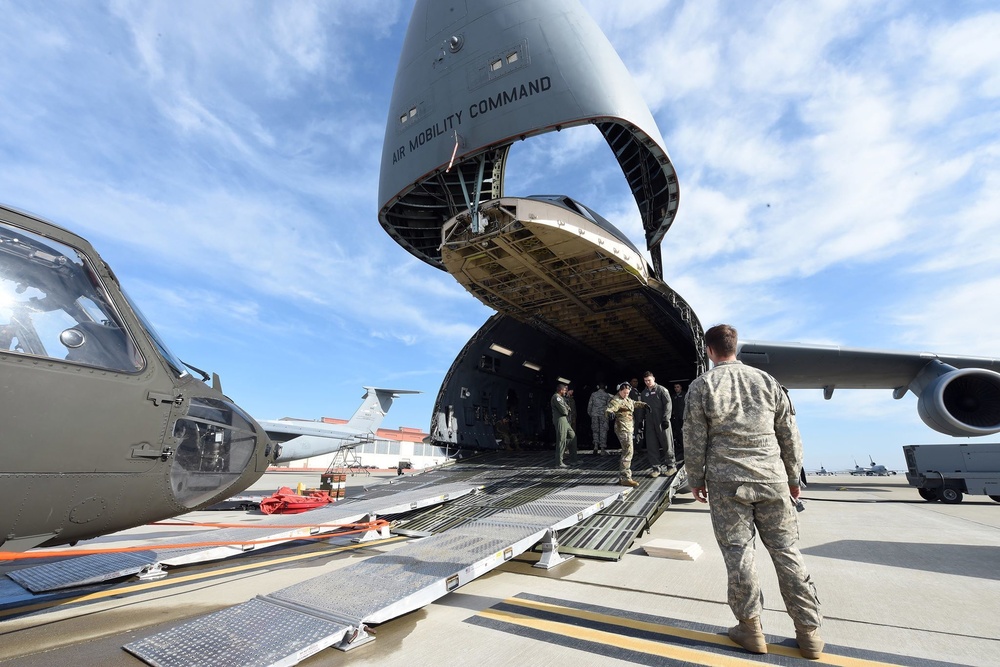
[147,390,183,407]
[131,443,174,461]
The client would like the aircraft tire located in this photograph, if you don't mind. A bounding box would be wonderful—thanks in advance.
[938,487,963,504]
[917,488,937,501]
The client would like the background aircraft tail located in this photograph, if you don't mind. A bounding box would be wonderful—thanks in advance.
[345,387,421,434]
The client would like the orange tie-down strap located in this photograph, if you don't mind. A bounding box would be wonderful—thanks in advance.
[0,519,392,560]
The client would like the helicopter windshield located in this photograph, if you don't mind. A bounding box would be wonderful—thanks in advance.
[0,219,142,373]
[121,288,188,378]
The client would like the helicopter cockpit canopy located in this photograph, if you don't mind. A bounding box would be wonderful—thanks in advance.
[0,219,142,373]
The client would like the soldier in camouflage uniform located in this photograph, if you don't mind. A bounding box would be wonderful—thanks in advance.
[683,324,824,660]
[605,382,646,488]
[551,382,578,467]
[587,384,613,454]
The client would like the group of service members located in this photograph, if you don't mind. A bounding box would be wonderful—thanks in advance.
[548,324,824,660]
[551,372,685,487]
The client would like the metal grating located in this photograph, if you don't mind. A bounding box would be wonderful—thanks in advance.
[556,472,683,560]
[123,597,351,667]
[385,452,679,561]
[6,551,158,593]
[8,482,479,593]
[125,485,621,667]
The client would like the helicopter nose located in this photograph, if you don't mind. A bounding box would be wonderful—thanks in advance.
[168,397,261,509]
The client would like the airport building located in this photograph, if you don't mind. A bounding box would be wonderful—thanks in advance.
[274,417,452,470]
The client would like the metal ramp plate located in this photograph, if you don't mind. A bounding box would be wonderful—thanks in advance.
[7,481,479,593]
[557,470,684,560]
[124,485,621,667]
[389,452,681,560]
[121,597,352,667]
[393,453,622,535]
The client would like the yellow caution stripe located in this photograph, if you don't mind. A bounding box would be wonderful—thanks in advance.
[475,596,908,667]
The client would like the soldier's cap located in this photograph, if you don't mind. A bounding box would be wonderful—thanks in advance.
[617,381,630,391]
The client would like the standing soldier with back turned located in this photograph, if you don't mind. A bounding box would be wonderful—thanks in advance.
[683,324,823,659]
[587,384,613,455]
[671,383,686,461]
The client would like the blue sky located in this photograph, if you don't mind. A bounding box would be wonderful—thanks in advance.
[2,0,998,472]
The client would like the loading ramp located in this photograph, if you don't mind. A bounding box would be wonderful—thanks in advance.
[123,484,622,667]
[7,477,479,593]
[392,451,683,559]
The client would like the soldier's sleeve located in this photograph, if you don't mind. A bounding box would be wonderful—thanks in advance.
[774,384,804,486]
[682,383,708,488]
[660,386,671,423]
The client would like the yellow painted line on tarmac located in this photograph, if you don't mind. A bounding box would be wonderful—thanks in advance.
[1,536,405,619]
[479,606,769,666]
[485,597,908,667]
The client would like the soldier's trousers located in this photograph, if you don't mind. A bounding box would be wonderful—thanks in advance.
[614,425,634,480]
[670,419,684,461]
[708,481,821,628]
[591,415,609,450]
[555,418,577,465]
[644,421,675,468]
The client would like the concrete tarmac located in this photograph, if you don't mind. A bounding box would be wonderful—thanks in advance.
[1,470,998,666]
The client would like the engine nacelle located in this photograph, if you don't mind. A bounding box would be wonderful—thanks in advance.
[914,364,1000,436]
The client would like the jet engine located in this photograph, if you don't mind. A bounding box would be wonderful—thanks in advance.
[914,363,1000,436]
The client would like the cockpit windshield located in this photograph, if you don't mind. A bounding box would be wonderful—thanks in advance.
[121,288,188,378]
[0,219,142,373]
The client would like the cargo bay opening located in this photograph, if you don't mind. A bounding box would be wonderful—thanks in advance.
[432,196,705,453]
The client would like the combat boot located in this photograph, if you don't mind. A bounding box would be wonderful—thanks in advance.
[618,477,639,488]
[795,625,824,659]
[728,617,767,654]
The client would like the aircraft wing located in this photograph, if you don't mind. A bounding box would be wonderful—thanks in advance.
[738,341,1000,437]
[257,419,364,443]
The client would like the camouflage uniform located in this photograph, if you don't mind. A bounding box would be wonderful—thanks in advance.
[606,395,638,480]
[671,389,686,460]
[551,391,577,466]
[587,387,612,452]
[683,360,821,629]
[641,382,675,469]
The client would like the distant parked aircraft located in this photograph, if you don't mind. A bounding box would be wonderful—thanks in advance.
[851,456,896,476]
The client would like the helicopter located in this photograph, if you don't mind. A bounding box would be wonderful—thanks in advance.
[0,204,282,551]
[0,204,367,551]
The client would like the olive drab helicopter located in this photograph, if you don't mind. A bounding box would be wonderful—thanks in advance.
[0,204,277,551]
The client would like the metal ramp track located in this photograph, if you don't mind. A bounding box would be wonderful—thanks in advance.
[8,481,479,593]
[123,485,622,667]
[392,454,621,536]
[392,455,683,560]
[556,471,683,560]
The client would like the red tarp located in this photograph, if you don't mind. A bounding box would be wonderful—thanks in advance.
[259,486,336,515]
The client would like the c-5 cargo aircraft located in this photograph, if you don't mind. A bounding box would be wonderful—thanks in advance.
[3,0,999,556]
[0,211,411,552]
[377,0,1000,452]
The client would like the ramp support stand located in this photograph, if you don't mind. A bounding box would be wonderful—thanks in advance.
[136,563,167,582]
[353,514,391,543]
[533,528,574,570]
[333,624,376,652]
